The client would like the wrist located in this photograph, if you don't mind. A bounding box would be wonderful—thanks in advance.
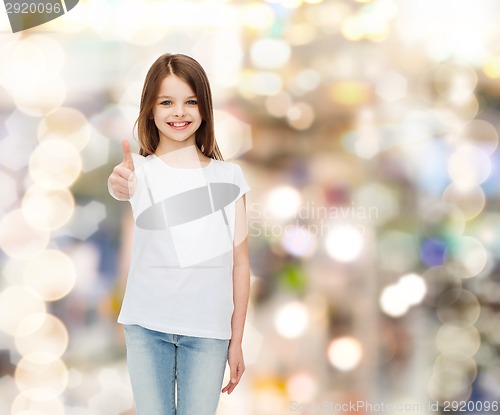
[229,338,243,347]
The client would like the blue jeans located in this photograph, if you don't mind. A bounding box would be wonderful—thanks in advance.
[123,324,229,415]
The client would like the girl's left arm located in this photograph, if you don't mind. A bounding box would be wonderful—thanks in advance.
[222,194,250,395]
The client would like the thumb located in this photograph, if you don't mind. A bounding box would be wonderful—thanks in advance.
[122,139,134,171]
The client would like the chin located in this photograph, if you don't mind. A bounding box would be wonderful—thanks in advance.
[168,136,192,143]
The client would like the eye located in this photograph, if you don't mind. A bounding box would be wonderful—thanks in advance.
[160,100,172,106]
[187,99,198,105]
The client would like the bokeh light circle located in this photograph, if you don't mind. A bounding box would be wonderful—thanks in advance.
[399,273,427,305]
[436,322,480,357]
[462,119,498,155]
[290,69,321,94]
[21,186,75,231]
[329,81,371,106]
[327,336,363,371]
[433,62,478,105]
[242,3,275,31]
[0,39,43,90]
[15,353,68,396]
[29,35,65,72]
[325,225,363,262]
[15,313,69,359]
[251,71,284,96]
[469,212,500,254]
[0,286,46,336]
[213,110,251,159]
[0,35,64,95]
[0,209,49,259]
[378,231,419,272]
[421,202,465,239]
[353,183,400,226]
[250,38,291,69]
[0,170,17,213]
[483,55,500,78]
[448,144,491,190]
[23,249,77,301]
[282,225,317,258]
[447,95,479,122]
[111,2,168,45]
[12,389,64,415]
[379,283,410,317]
[38,107,91,151]
[287,102,315,130]
[442,184,485,220]
[274,301,309,339]
[265,91,293,117]
[285,23,317,46]
[446,236,488,279]
[265,186,302,221]
[29,139,82,189]
[428,364,472,402]
[436,289,481,326]
[286,372,318,403]
[423,266,462,308]
[14,76,66,117]
[434,354,478,386]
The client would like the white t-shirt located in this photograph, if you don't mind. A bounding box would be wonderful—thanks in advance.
[113,154,250,340]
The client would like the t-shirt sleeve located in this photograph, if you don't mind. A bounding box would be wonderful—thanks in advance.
[128,154,154,220]
[234,163,250,201]
[128,153,145,204]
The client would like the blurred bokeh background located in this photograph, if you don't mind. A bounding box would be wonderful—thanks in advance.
[1,0,500,414]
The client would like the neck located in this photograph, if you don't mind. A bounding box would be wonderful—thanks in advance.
[155,139,206,166]
[156,133,197,153]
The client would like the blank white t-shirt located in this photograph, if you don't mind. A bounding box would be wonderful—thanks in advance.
[115,154,250,340]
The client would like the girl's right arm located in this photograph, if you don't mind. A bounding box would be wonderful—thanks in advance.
[108,140,136,201]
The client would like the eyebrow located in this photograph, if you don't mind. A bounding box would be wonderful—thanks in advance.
[157,95,197,99]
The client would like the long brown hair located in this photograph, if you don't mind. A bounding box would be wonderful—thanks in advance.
[135,53,224,160]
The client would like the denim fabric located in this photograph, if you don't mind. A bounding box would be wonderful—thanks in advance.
[124,324,229,415]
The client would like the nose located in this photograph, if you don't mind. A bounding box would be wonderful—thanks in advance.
[173,104,185,117]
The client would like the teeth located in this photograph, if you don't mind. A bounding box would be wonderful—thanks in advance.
[170,122,188,127]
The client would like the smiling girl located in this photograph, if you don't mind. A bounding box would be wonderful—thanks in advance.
[108,53,251,415]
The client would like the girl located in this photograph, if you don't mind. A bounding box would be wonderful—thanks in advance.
[108,53,251,415]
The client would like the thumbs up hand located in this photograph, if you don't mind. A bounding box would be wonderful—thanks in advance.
[121,139,135,172]
[108,140,136,201]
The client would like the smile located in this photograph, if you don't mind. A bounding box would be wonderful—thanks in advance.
[168,122,191,127]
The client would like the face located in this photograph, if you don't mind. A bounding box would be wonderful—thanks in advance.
[152,74,203,148]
